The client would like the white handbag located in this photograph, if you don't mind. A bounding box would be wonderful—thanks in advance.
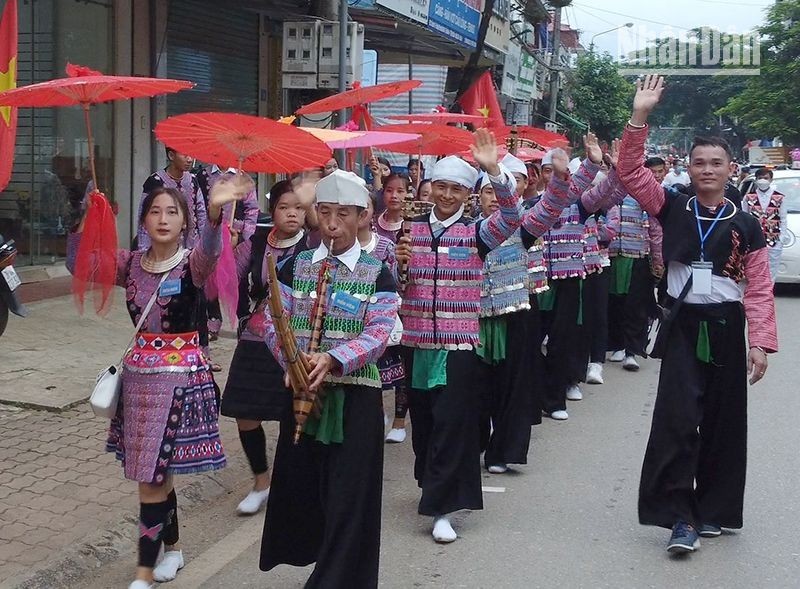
[90,273,168,418]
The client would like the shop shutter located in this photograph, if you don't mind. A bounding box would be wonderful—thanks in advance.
[165,0,259,116]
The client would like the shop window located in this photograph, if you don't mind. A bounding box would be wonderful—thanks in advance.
[0,0,113,266]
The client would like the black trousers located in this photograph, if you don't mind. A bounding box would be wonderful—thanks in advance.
[260,385,384,588]
[542,278,586,413]
[478,310,538,468]
[583,269,610,364]
[406,349,483,516]
[608,257,654,357]
[638,302,748,530]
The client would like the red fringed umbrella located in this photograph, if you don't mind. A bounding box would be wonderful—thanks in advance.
[0,63,194,316]
[377,123,474,156]
[497,125,570,149]
[155,113,332,173]
[386,112,486,124]
[295,80,422,116]
[0,63,194,192]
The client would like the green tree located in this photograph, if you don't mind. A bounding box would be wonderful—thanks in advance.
[565,51,633,142]
[719,0,800,144]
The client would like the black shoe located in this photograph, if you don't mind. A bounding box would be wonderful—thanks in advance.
[667,521,700,553]
[699,523,722,538]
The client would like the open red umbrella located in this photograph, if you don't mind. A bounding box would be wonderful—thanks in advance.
[155,113,332,173]
[295,80,422,116]
[498,125,570,149]
[377,123,474,156]
[386,112,486,124]
[0,63,194,192]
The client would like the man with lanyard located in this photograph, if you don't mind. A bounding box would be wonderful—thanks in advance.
[742,167,787,282]
[617,75,777,554]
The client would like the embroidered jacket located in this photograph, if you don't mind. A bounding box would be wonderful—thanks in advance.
[401,176,521,350]
[265,249,399,388]
[743,190,785,248]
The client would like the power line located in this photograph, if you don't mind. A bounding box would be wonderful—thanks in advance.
[572,4,617,28]
[573,1,691,31]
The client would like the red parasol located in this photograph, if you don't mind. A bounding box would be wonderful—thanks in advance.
[497,125,570,149]
[295,80,422,116]
[155,113,332,173]
[377,123,474,156]
[0,63,194,192]
[386,112,487,124]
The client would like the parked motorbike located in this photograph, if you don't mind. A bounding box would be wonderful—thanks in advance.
[0,234,28,337]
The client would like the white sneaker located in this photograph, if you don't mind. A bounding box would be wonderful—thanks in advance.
[609,350,626,362]
[153,550,184,582]
[586,363,604,384]
[128,581,155,589]
[236,488,270,515]
[385,428,407,443]
[566,385,583,401]
[432,516,457,543]
[623,355,640,371]
[547,410,569,421]
[487,464,508,474]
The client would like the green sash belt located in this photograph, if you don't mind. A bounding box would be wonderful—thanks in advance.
[695,319,726,363]
[411,349,449,390]
[537,281,557,311]
[303,387,345,445]
[609,257,634,295]
[477,316,508,365]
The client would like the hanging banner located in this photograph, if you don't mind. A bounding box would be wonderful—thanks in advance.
[377,0,431,24]
[427,0,480,49]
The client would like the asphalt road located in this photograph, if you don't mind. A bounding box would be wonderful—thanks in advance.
[81,291,800,589]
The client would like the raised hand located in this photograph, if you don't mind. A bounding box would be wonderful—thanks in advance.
[550,148,570,180]
[605,138,622,168]
[208,172,254,222]
[584,132,603,165]
[631,74,665,126]
[469,128,501,176]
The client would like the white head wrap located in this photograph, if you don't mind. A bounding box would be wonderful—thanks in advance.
[541,150,555,166]
[315,169,370,208]
[500,153,528,178]
[431,156,480,190]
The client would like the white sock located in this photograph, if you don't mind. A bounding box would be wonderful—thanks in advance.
[432,516,457,543]
[153,550,184,582]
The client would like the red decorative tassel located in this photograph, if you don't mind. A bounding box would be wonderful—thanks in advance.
[204,222,239,330]
[72,191,118,316]
[65,62,103,77]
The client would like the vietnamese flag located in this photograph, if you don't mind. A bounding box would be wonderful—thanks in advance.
[0,0,18,192]
[458,70,504,129]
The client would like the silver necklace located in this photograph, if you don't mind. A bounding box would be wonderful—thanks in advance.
[141,247,186,274]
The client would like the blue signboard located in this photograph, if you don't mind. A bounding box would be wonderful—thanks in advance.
[427,0,481,49]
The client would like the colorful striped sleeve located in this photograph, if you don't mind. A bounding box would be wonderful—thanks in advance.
[520,175,571,238]
[617,124,666,217]
[478,173,522,250]
[743,247,778,353]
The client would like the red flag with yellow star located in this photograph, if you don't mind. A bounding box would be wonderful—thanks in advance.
[457,70,504,129]
[0,0,18,192]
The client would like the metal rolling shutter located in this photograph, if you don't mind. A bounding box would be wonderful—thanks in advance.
[165,0,259,116]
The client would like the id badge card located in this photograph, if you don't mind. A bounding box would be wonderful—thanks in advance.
[332,290,361,315]
[447,246,471,261]
[691,261,713,295]
[159,279,182,297]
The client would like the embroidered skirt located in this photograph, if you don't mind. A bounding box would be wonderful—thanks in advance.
[377,346,405,390]
[221,338,291,421]
[106,331,226,484]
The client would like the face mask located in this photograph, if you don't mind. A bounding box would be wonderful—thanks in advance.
[755,178,772,191]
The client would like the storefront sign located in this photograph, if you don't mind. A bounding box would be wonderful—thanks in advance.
[377,0,430,24]
[515,50,536,101]
[501,41,521,97]
[427,0,480,49]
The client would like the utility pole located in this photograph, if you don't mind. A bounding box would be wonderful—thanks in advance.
[548,1,571,122]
